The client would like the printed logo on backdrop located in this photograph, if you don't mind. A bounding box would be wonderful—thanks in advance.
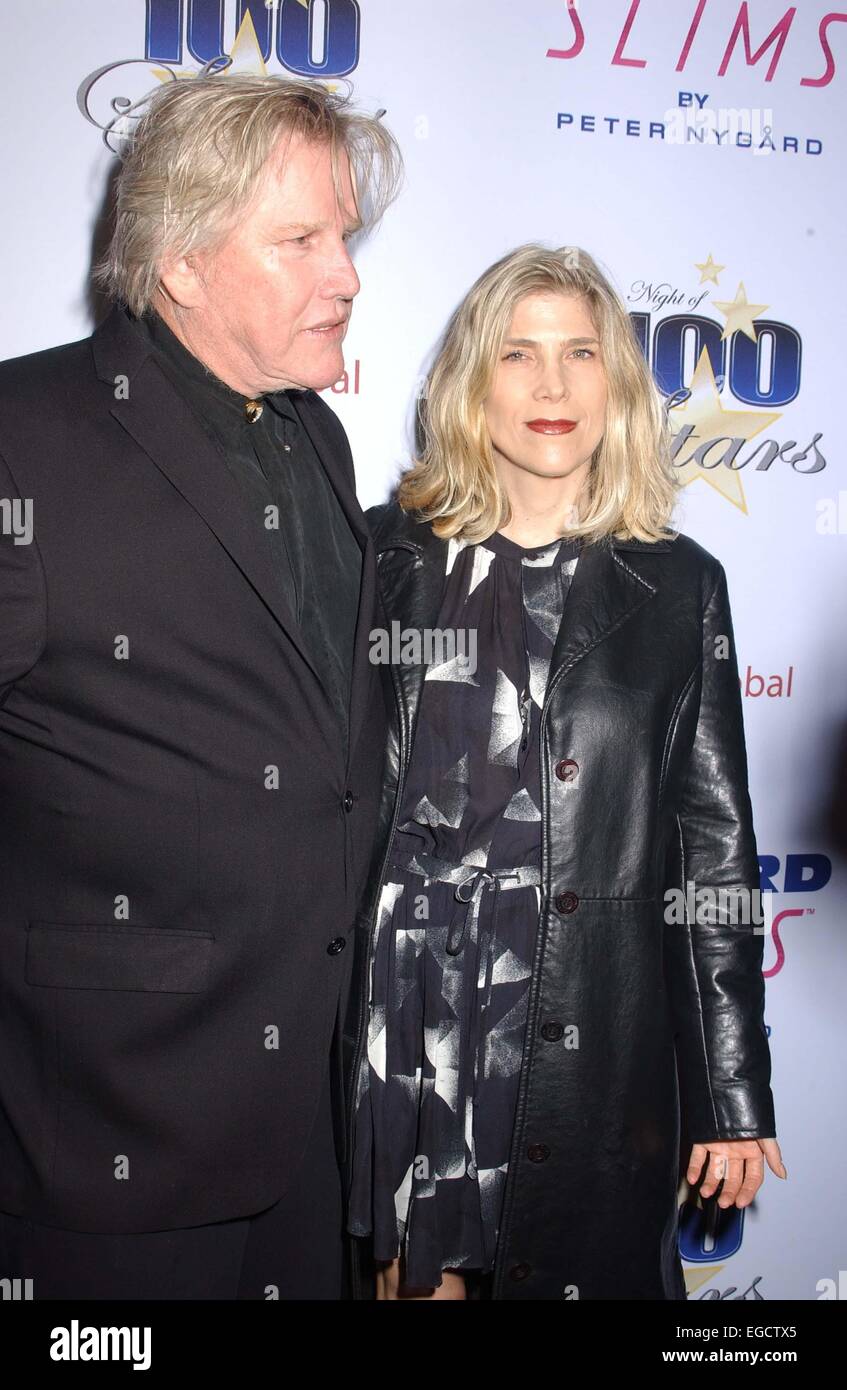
[678,1195,766,1299]
[551,0,843,148]
[78,1,361,152]
[758,851,830,980]
[626,255,823,515]
[542,5,836,514]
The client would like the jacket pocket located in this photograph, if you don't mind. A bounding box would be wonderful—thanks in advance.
[25,923,214,993]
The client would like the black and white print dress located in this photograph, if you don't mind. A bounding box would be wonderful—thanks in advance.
[347,527,581,1288]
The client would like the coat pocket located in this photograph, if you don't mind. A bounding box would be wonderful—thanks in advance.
[25,922,214,993]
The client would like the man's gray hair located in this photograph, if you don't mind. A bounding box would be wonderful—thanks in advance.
[94,73,404,316]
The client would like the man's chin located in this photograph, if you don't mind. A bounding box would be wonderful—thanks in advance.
[304,361,347,394]
[267,351,346,395]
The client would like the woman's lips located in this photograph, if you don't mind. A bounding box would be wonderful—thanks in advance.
[526,419,577,435]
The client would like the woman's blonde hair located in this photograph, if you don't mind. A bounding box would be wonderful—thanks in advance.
[398,243,680,544]
[94,72,403,317]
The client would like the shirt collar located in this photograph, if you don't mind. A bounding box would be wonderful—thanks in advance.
[136,308,301,433]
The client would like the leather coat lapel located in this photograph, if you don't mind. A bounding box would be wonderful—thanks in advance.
[369,515,447,749]
[544,536,662,691]
[370,502,671,732]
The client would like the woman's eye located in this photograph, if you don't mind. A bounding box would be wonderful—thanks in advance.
[503,348,595,362]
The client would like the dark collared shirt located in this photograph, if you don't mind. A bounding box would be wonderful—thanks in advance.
[134,308,362,751]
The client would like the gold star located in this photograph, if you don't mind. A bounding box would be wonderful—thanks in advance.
[694,253,725,285]
[712,282,769,342]
[153,9,269,83]
[668,347,781,513]
[684,1264,727,1295]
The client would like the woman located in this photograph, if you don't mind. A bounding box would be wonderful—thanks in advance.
[343,244,785,1301]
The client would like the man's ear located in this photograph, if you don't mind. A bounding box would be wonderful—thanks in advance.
[158,252,207,310]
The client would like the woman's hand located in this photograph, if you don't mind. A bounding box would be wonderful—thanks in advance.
[686,1138,787,1208]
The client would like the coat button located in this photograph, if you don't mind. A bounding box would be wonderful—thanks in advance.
[527,1143,550,1163]
[327,937,346,955]
[555,758,579,782]
[343,791,355,812]
[541,1020,564,1042]
[555,891,579,914]
[509,1262,532,1281]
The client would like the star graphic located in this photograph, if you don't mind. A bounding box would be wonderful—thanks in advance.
[668,348,781,513]
[694,252,725,285]
[683,1263,727,1295]
[152,10,269,81]
[712,282,769,342]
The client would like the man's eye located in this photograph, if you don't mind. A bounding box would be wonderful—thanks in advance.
[290,235,311,245]
[503,350,528,361]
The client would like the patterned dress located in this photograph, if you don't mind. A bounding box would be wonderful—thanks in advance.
[347,527,581,1288]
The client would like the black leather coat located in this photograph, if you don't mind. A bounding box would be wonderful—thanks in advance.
[342,497,776,1300]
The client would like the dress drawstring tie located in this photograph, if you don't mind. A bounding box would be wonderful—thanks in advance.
[390,850,541,956]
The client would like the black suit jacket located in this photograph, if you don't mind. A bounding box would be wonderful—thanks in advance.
[0,304,387,1232]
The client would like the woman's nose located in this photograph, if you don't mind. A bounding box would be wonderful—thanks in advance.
[536,369,569,400]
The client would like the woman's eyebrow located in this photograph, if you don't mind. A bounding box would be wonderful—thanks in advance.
[503,336,600,347]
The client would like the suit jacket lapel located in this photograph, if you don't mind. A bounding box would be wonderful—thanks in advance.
[91,306,334,705]
[290,390,377,762]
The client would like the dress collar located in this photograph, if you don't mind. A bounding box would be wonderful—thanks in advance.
[478,529,582,566]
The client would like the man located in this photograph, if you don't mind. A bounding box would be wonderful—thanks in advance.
[0,74,401,1299]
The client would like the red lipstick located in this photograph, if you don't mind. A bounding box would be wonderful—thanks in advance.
[526,419,577,435]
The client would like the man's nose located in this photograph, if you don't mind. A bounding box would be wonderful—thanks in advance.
[330,242,361,300]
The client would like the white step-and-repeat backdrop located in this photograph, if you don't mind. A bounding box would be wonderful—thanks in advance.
[2,0,844,1301]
